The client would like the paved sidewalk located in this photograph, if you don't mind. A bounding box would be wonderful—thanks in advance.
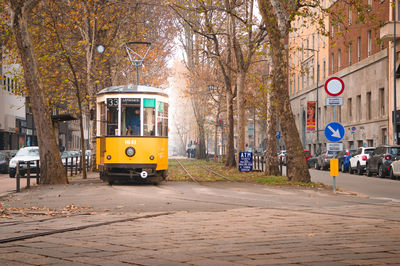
[0,174,399,265]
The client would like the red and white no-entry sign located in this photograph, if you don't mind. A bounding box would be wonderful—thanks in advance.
[325,77,345,97]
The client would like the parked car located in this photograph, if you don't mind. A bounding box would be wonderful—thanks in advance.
[277,150,286,165]
[0,150,17,174]
[307,153,319,168]
[336,149,356,173]
[9,146,40,178]
[0,153,7,173]
[349,147,375,175]
[315,150,338,170]
[304,150,312,162]
[366,145,400,178]
[388,158,400,179]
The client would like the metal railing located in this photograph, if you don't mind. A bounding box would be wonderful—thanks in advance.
[252,155,286,176]
[15,155,92,192]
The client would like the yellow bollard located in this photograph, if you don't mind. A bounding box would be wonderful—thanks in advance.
[330,158,339,193]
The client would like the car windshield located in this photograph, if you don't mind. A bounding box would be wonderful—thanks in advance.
[16,148,39,157]
[364,149,375,155]
[388,147,400,155]
[0,154,5,160]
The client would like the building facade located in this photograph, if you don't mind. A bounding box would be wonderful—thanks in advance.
[289,0,391,155]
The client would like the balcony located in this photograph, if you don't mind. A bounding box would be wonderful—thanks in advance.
[380,21,400,41]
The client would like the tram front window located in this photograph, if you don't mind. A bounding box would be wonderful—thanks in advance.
[143,99,155,136]
[122,98,141,136]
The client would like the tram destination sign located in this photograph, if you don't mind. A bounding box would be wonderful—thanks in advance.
[122,98,140,104]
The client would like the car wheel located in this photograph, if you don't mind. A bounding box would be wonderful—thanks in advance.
[314,162,320,170]
[366,165,372,177]
[378,164,385,178]
[341,163,345,173]
[9,171,15,178]
[390,167,395,179]
[357,163,363,175]
[349,165,354,174]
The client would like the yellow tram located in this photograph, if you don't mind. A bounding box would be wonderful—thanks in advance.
[96,84,168,184]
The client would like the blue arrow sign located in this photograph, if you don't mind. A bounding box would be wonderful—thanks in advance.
[324,122,345,142]
[276,131,281,139]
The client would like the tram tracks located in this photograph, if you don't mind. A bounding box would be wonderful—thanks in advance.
[175,159,236,183]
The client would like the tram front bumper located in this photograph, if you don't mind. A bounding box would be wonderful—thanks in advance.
[99,163,158,178]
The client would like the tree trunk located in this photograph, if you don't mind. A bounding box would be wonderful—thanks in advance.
[265,92,280,175]
[9,0,68,184]
[225,88,236,167]
[258,0,311,182]
[214,106,221,161]
[236,71,246,154]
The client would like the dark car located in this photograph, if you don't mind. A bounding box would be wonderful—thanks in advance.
[307,153,319,168]
[0,153,7,173]
[366,145,400,178]
[336,149,356,173]
[315,150,338,170]
[0,150,17,173]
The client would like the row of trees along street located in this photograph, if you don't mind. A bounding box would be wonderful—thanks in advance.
[2,0,376,184]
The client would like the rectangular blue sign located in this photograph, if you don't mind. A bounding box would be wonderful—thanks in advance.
[238,152,253,172]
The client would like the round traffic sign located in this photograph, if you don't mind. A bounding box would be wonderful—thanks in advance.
[325,77,345,97]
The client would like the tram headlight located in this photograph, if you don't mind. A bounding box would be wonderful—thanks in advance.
[125,147,135,157]
[149,155,154,160]
[107,155,111,160]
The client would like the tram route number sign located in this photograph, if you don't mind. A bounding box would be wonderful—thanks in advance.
[238,152,253,172]
[107,98,118,106]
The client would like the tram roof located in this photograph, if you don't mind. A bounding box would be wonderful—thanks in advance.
[97,84,168,97]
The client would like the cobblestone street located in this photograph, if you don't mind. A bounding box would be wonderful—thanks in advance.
[0,175,400,265]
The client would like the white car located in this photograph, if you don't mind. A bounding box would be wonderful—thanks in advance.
[9,146,40,178]
[349,147,375,175]
[389,159,400,179]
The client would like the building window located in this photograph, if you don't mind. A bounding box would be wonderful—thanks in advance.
[382,128,387,145]
[367,139,373,147]
[348,44,352,66]
[337,106,342,122]
[348,141,354,150]
[379,88,385,116]
[348,98,352,121]
[357,36,361,62]
[367,30,372,56]
[331,53,334,73]
[366,92,371,120]
[358,140,363,148]
[357,95,361,121]
[338,49,341,69]
[323,59,326,79]
[324,106,327,124]
[318,107,321,128]
[349,9,352,25]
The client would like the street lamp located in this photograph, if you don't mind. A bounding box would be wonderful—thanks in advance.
[302,47,320,151]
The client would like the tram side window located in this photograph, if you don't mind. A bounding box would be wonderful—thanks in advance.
[157,102,168,137]
[122,98,141,136]
[99,102,106,135]
[143,99,155,136]
[107,106,118,135]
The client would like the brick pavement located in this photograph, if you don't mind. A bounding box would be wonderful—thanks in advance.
[0,176,399,265]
